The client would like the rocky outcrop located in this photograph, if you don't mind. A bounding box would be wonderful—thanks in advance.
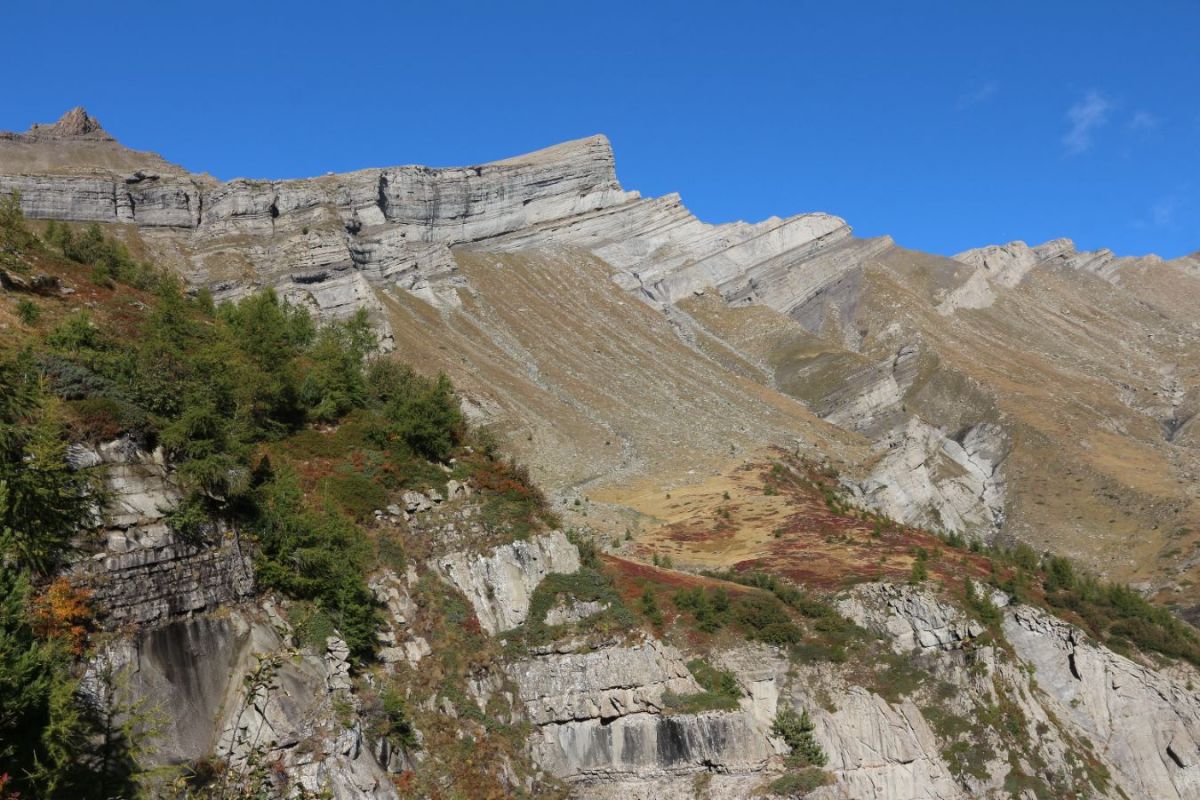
[810,691,964,800]
[509,638,773,786]
[510,638,700,725]
[839,583,986,653]
[953,237,1158,286]
[851,417,1007,535]
[1004,604,1200,800]
[23,107,113,140]
[833,581,1200,799]
[430,529,581,634]
[2,111,886,348]
[0,121,633,317]
[530,711,771,784]
[99,609,395,799]
[68,436,253,627]
[369,567,433,667]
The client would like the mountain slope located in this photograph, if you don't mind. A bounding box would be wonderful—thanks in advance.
[4,108,1198,608]
[4,109,1200,800]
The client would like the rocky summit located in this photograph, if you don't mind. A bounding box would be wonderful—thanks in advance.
[2,108,1199,799]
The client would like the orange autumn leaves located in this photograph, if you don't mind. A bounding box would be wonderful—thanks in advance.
[31,577,93,655]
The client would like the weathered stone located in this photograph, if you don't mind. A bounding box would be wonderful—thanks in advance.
[1003,605,1200,800]
[840,582,984,652]
[430,530,581,634]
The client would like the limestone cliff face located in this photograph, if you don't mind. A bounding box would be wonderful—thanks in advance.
[510,637,774,787]
[0,116,637,323]
[839,582,1200,800]
[954,237,1172,287]
[1003,605,1200,799]
[0,109,872,336]
[67,435,253,627]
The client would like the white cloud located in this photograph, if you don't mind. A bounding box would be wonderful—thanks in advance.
[1150,196,1178,228]
[956,81,998,110]
[1128,110,1161,134]
[1063,90,1113,155]
[1134,195,1184,231]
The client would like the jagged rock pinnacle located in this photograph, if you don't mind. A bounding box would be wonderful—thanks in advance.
[28,106,112,140]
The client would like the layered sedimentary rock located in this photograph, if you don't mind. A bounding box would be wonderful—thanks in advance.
[0,113,638,321]
[509,638,773,784]
[838,583,985,653]
[811,691,964,800]
[68,436,253,627]
[852,418,1007,534]
[844,580,1200,800]
[1,109,882,338]
[953,237,1168,288]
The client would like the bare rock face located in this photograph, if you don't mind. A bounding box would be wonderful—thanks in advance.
[88,609,397,800]
[430,530,581,634]
[850,417,1007,535]
[954,237,1160,287]
[833,581,1200,799]
[509,637,701,725]
[509,638,774,786]
[1004,605,1200,800]
[0,114,877,350]
[839,583,986,652]
[809,691,964,800]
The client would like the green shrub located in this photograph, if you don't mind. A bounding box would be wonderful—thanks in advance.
[251,470,379,659]
[299,310,375,421]
[1043,555,1076,592]
[734,594,802,645]
[909,556,929,584]
[768,767,830,796]
[772,707,827,767]
[380,687,419,749]
[289,603,337,652]
[662,658,742,713]
[324,469,387,520]
[15,299,39,325]
[640,587,664,627]
[46,310,104,353]
[0,354,93,574]
[674,586,726,632]
[43,221,164,290]
[965,578,1002,627]
[1042,572,1200,667]
[369,361,463,462]
[0,191,39,266]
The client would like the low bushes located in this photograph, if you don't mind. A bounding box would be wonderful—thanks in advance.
[768,767,830,796]
[662,658,742,713]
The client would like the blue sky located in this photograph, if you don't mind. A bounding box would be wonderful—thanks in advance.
[1,1,1197,258]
